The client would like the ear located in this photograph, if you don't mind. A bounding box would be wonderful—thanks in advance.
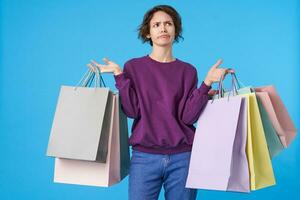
[146,34,151,39]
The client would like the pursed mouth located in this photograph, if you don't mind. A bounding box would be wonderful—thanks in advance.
[158,35,170,38]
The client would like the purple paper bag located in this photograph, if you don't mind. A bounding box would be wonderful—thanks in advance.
[186,96,250,192]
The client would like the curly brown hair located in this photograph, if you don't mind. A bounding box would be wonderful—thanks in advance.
[137,5,184,46]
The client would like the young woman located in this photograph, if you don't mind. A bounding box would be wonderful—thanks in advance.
[88,5,233,200]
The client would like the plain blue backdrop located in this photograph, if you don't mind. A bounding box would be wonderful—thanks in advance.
[0,0,299,199]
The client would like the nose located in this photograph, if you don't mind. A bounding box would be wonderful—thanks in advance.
[160,24,167,33]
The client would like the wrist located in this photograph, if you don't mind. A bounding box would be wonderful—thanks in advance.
[204,78,213,87]
[114,68,123,76]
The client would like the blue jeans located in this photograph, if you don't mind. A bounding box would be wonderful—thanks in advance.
[129,150,197,200]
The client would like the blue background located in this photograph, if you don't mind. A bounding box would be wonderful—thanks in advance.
[0,0,299,199]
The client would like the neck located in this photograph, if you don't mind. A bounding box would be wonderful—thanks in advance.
[149,44,175,63]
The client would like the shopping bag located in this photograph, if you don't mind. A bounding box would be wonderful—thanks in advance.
[47,69,113,162]
[186,95,250,192]
[53,93,130,187]
[213,74,276,190]
[222,75,276,190]
[223,77,284,158]
[255,86,297,147]
[241,93,276,190]
[255,92,284,158]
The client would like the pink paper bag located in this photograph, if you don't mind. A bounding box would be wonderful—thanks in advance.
[255,85,297,147]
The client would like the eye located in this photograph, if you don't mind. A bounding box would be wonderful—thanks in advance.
[167,22,173,26]
[153,23,159,27]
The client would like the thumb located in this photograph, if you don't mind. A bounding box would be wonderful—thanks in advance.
[211,59,223,69]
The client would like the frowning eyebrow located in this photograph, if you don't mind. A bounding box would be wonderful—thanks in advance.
[151,20,173,25]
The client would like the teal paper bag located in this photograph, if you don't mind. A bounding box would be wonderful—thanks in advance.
[255,93,284,158]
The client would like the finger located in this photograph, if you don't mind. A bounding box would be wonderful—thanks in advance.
[221,74,225,81]
[223,68,235,75]
[227,68,235,73]
[102,57,110,64]
[208,89,218,96]
[212,89,219,94]
[90,62,105,72]
[224,68,229,75]
[91,60,107,70]
[90,59,100,67]
[211,59,223,69]
[86,63,96,72]
[221,68,232,76]
[220,70,227,80]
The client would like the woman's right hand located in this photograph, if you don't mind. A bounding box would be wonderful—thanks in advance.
[204,59,235,87]
[87,58,123,76]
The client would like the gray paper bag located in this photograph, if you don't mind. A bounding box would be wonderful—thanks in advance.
[47,70,113,162]
[53,93,130,187]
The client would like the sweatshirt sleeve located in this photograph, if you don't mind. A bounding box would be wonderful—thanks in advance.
[181,69,211,125]
[113,62,140,119]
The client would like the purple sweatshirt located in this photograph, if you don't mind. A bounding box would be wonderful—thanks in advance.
[113,55,211,154]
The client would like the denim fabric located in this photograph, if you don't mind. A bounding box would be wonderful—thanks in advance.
[129,150,197,200]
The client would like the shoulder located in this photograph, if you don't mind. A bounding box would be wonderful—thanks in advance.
[124,56,147,68]
[176,58,197,75]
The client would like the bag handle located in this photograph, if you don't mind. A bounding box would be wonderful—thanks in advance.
[214,69,239,101]
[231,72,246,89]
[91,63,107,88]
[73,66,107,90]
[95,67,106,87]
[75,69,93,88]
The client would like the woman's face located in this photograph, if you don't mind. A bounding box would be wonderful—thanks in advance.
[147,11,176,47]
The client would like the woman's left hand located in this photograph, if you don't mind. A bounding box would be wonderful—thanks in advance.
[208,89,218,96]
[204,59,235,86]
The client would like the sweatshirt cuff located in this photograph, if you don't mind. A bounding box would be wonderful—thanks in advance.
[198,81,211,94]
[114,72,128,89]
[114,72,126,82]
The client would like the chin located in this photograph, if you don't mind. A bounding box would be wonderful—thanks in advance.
[154,41,173,47]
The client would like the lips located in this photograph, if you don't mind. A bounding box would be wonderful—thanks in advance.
[159,35,170,38]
